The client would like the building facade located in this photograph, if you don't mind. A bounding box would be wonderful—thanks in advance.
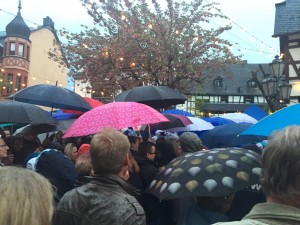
[0,4,67,98]
[274,0,300,102]
[179,63,269,117]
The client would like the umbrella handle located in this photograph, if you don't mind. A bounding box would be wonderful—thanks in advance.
[148,124,151,140]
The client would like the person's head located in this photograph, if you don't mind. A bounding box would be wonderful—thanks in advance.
[64,143,78,161]
[36,149,78,197]
[4,129,11,137]
[55,131,63,140]
[174,142,182,156]
[139,141,156,161]
[260,126,300,199]
[127,135,140,152]
[155,141,176,166]
[0,167,53,225]
[0,137,8,161]
[179,132,203,153]
[90,129,130,175]
[75,151,93,177]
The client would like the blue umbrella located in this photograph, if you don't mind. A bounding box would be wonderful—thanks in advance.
[162,109,194,117]
[240,104,300,137]
[244,105,268,121]
[202,116,235,126]
[52,109,76,120]
[201,123,266,149]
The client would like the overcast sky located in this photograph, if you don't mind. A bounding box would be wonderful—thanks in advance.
[0,0,283,63]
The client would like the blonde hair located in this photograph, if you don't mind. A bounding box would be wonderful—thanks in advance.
[90,129,130,175]
[64,143,76,159]
[75,151,92,177]
[0,167,53,225]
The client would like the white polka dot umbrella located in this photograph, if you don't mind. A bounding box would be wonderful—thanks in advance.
[148,147,261,201]
[63,102,169,138]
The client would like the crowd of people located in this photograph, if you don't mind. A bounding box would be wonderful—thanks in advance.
[0,125,300,225]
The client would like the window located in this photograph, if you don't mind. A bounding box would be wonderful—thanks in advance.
[245,96,253,104]
[18,43,24,57]
[254,96,266,104]
[213,76,223,87]
[220,96,228,103]
[7,73,13,94]
[16,75,21,91]
[27,46,30,59]
[228,96,244,103]
[209,96,220,103]
[9,43,16,55]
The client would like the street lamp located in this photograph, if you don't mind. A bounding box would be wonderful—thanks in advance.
[252,56,292,113]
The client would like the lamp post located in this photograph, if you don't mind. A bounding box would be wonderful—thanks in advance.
[252,56,292,113]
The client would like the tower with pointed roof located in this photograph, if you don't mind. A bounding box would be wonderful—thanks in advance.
[1,0,31,95]
[0,0,67,99]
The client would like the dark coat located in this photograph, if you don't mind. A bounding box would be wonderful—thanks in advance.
[136,156,175,225]
[52,174,146,225]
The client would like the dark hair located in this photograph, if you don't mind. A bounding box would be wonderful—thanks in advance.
[138,141,155,158]
[127,136,139,144]
[155,141,176,167]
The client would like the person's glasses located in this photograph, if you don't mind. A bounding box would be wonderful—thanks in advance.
[0,144,7,148]
[149,152,156,155]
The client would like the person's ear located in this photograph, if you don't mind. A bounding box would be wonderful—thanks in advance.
[124,153,130,166]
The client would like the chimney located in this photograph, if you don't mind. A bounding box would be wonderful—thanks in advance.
[43,16,55,29]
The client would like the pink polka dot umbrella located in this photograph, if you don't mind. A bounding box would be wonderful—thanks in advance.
[63,102,169,138]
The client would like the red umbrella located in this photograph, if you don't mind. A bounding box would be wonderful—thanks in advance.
[63,97,104,115]
[63,102,169,138]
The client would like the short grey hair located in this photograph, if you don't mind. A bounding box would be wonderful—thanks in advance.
[261,126,300,198]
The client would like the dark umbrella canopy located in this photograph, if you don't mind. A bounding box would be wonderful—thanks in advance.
[145,114,192,130]
[148,147,261,200]
[201,123,266,149]
[0,101,56,124]
[7,84,92,112]
[115,86,186,109]
[15,124,57,135]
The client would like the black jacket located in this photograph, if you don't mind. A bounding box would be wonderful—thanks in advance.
[52,174,146,225]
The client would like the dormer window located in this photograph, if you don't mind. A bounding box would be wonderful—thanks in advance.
[213,76,223,87]
[247,78,257,88]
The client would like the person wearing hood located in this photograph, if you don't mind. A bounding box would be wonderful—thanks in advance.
[179,132,203,155]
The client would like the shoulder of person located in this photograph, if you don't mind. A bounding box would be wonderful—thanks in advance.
[213,220,264,225]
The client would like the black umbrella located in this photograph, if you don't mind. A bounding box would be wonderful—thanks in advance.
[148,147,261,201]
[201,123,266,149]
[115,86,186,109]
[143,114,192,131]
[14,119,77,136]
[7,84,92,112]
[14,124,57,135]
[0,101,56,125]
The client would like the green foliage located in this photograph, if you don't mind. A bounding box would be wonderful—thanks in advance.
[0,72,9,89]
[49,0,242,95]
